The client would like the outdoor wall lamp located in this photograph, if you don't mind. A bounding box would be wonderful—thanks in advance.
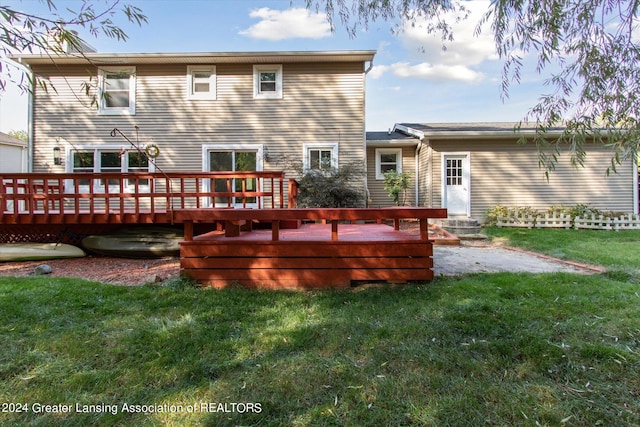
[53,146,62,165]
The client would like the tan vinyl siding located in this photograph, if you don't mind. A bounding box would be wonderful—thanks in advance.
[366,146,416,207]
[428,139,636,218]
[30,62,366,201]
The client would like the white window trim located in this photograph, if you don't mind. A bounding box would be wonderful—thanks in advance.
[98,66,136,115]
[302,143,339,173]
[201,144,265,208]
[375,148,403,180]
[64,145,155,192]
[186,65,216,100]
[253,64,283,99]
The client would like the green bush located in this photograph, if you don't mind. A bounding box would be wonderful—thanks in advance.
[484,205,538,225]
[295,163,365,208]
[547,203,603,218]
[383,170,410,206]
[486,204,628,227]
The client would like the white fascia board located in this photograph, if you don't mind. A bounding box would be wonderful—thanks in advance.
[392,124,425,140]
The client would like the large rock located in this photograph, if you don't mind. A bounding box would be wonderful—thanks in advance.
[33,264,52,275]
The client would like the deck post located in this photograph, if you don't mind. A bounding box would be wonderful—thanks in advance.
[420,218,429,240]
[184,221,193,241]
[331,220,339,241]
[272,220,280,241]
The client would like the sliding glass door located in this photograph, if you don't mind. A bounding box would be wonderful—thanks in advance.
[209,150,258,207]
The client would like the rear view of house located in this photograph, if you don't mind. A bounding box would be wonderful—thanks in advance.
[4,49,453,289]
[14,50,375,207]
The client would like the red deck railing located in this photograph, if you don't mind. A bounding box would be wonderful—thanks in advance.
[0,172,287,224]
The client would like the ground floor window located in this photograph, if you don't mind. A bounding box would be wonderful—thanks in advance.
[303,143,338,173]
[375,148,402,179]
[69,147,152,191]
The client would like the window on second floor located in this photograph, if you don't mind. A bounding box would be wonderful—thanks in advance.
[253,64,283,99]
[98,66,136,115]
[375,148,403,179]
[187,65,216,100]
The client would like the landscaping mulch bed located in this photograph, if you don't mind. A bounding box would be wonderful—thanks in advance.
[0,256,180,286]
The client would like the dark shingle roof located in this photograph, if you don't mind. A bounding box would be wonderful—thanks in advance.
[365,130,416,142]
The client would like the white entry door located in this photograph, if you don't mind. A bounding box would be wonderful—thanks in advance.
[443,153,470,216]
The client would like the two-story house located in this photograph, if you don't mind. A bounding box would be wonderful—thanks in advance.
[13,49,637,219]
[13,50,375,207]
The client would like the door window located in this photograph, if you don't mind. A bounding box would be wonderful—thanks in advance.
[446,158,463,186]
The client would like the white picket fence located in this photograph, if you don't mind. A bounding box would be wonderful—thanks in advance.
[497,213,640,231]
[496,214,536,228]
[575,214,640,231]
[534,213,572,229]
[613,214,640,230]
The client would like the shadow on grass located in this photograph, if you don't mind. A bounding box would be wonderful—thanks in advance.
[0,273,638,426]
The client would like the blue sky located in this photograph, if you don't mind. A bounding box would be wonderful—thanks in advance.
[0,0,547,133]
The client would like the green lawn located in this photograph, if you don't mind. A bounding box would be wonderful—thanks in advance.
[484,227,640,276]
[1,272,638,426]
[1,226,639,426]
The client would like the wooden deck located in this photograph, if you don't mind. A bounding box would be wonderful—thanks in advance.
[1,172,450,289]
[177,207,447,289]
[181,224,433,289]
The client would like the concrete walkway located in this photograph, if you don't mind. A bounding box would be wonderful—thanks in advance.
[433,244,599,276]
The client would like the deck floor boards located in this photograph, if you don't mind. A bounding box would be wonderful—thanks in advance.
[181,223,435,289]
[193,223,423,243]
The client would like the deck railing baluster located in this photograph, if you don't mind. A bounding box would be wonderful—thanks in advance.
[119,175,125,215]
[0,177,5,219]
[89,176,95,217]
[242,179,247,208]
[180,177,186,209]
[195,178,201,209]
[104,175,111,216]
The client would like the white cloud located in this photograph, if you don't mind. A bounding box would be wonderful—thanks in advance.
[392,62,483,82]
[370,62,483,82]
[400,1,497,65]
[378,1,497,83]
[239,8,332,41]
[368,65,390,79]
